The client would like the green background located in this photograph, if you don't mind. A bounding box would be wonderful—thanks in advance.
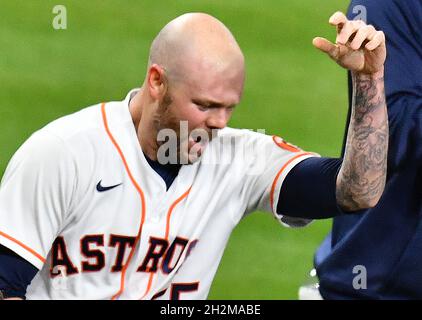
[0,0,349,299]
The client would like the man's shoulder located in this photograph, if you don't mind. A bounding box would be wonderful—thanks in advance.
[204,127,300,165]
[41,103,104,141]
[9,103,106,170]
[24,98,130,162]
[216,127,268,143]
[215,127,296,150]
[39,97,129,142]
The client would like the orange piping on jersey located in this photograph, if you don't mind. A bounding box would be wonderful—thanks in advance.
[101,103,147,300]
[140,273,155,300]
[139,186,192,300]
[272,135,301,153]
[0,230,45,264]
[270,152,314,213]
[165,187,192,240]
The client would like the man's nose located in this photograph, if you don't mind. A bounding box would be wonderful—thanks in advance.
[206,108,230,130]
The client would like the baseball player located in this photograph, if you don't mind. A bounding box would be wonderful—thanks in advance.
[0,12,388,299]
[313,0,422,300]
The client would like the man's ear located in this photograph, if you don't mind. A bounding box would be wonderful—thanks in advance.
[147,64,167,100]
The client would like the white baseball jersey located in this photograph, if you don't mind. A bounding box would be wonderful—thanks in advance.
[0,89,317,299]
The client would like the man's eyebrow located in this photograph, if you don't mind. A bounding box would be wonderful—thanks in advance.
[192,98,237,108]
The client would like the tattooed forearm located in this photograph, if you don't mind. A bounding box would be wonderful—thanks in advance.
[336,71,389,211]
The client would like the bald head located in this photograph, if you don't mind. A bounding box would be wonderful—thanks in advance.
[148,13,245,85]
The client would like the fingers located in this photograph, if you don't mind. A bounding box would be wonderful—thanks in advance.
[336,19,366,45]
[365,31,385,50]
[328,12,385,51]
[312,37,339,59]
[349,25,376,50]
[329,11,347,27]
[317,11,386,72]
[329,11,347,34]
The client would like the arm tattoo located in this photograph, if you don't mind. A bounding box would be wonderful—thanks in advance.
[336,72,389,211]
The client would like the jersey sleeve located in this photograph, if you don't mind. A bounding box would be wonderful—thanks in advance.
[241,130,319,227]
[0,131,76,269]
[277,157,344,219]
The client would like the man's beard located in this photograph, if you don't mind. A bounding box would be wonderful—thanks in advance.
[154,93,211,165]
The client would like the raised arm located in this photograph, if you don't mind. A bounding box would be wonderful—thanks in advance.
[313,12,388,211]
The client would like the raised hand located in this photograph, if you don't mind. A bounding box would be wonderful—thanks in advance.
[313,11,386,75]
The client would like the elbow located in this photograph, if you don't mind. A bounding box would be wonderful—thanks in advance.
[336,173,387,212]
[337,195,381,212]
[356,178,387,210]
[354,195,382,210]
[336,184,385,212]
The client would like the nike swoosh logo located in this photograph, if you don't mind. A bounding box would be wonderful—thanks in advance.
[96,180,122,192]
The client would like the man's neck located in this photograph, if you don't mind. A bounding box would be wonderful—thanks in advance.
[128,88,160,161]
